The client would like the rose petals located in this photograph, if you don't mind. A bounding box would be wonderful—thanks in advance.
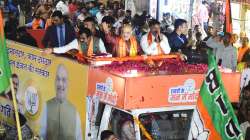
[98,59,208,76]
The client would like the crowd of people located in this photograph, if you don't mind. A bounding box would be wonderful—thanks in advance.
[3,0,250,71]
[2,0,250,139]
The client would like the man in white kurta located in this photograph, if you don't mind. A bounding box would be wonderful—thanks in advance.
[140,19,171,55]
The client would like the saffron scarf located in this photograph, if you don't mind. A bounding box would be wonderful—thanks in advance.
[147,32,163,55]
[78,37,94,57]
[117,36,138,57]
[87,37,94,57]
[32,19,42,29]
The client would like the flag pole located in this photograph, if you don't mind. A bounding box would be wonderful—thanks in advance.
[9,78,22,140]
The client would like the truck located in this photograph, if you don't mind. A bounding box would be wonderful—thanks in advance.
[1,40,241,140]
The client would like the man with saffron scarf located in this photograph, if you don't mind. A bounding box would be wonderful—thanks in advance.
[43,27,106,57]
[140,19,171,55]
[113,24,141,57]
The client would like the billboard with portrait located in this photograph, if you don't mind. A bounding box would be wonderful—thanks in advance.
[0,41,88,139]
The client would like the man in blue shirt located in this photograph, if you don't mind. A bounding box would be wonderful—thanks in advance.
[87,1,99,17]
[168,19,188,52]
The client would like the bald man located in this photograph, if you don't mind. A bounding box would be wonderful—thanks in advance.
[40,64,82,140]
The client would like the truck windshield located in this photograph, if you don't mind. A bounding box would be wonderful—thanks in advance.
[139,109,193,140]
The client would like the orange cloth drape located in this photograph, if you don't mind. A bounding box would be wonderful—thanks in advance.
[116,36,138,57]
[225,0,232,33]
[238,46,249,62]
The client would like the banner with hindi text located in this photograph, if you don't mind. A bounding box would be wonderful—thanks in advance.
[0,40,88,139]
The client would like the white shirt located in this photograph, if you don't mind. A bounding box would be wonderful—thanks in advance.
[53,38,107,54]
[40,103,82,140]
[140,32,171,55]
[240,121,250,136]
[113,17,124,35]
[77,14,86,22]
[56,1,69,15]
[198,4,209,24]
[96,12,104,24]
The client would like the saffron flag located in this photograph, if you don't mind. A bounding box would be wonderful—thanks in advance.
[189,50,243,140]
[225,0,232,33]
[0,11,11,93]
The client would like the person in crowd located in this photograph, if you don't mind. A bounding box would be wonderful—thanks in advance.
[72,2,82,23]
[101,16,117,53]
[101,130,119,140]
[206,31,223,54]
[76,7,89,25]
[40,64,82,140]
[113,1,121,12]
[68,0,77,22]
[236,32,246,56]
[140,19,171,56]
[43,27,106,57]
[4,0,19,17]
[186,29,196,50]
[16,27,37,46]
[240,31,247,44]
[193,24,206,40]
[206,32,237,71]
[35,1,52,21]
[132,14,148,42]
[161,12,172,33]
[238,37,250,63]
[113,9,125,35]
[74,27,107,56]
[56,1,69,16]
[203,26,214,41]
[195,32,204,51]
[4,11,19,40]
[96,3,106,24]
[231,33,239,48]
[42,10,76,48]
[239,84,250,138]
[198,1,209,32]
[87,0,99,17]
[25,14,45,29]
[45,12,53,29]
[68,0,77,15]
[125,9,132,22]
[168,19,188,52]
[24,2,37,24]
[120,119,136,140]
[113,24,141,57]
[193,25,201,36]
[83,17,106,45]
